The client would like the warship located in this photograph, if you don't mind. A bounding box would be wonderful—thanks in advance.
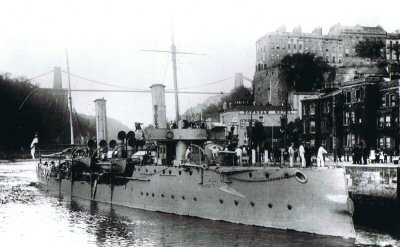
[36,37,355,243]
[37,83,355,243]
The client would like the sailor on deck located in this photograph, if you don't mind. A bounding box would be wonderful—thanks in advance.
[30,134,38,159]
[185,147,191,161]
[212,146,220,159]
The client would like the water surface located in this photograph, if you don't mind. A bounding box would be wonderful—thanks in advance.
[0,161,398,246]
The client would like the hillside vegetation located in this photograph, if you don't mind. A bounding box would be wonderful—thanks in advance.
[0,75,129,153]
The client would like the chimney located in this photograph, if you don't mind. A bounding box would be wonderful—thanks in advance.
[94,98,108,146]
[53,67,62,89]
[150,84,167,128]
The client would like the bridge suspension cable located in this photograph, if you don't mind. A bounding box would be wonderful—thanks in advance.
[29,70,55,81]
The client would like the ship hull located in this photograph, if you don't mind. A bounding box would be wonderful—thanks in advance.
[37,165,355,241]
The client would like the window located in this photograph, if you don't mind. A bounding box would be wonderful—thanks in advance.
[323,102,330,113]
[310,121,316,133]
[355,89,361,101]
[299,44,302,50]
[321,119,327,131]
[346,91,351,103]
[382,95,386,107]
[288,44,291,49]
[351,111,355,123]
[385,116,391,127]
[385,94,390,107]
[379,137,384,148]
[391,94,396,106]
[345,133,355,147]
[386,137,391,148]
[309,103,315,115]
[379,116,384,127]
[294,44,297,49]
[344,112,349,125]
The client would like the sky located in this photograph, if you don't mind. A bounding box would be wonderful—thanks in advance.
[1,0,400,130]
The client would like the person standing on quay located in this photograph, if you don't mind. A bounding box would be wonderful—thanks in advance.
[288,143,295,167]
[317,144,328,167]
[299,142,305,168]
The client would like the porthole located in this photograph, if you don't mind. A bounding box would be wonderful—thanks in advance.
[179,171,182,175]
[161,194,164,198]
[171,195,175,199]
[169,170,172,175]
[287,204,293,210]
[234,200,239,206]
[284,172,290,179]
[193,197,197,201]
[140,192,143,196]
[219,199,224,204]
[146,192,149,196]
[265,172,270,179]
[152,193,155,197]
[249,172,253,178]
[182,196,185,200]
[189,171,193,176]
[250,202,255,207]
[268,203,273,208]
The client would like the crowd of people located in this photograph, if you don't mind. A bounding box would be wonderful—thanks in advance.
[351,144,394,164]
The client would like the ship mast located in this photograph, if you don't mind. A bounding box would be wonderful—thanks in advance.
[66,50,74,145]
[171,27,180,123]
[140,24,205,125]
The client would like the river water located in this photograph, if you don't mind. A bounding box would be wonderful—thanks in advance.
[0,161,399,247]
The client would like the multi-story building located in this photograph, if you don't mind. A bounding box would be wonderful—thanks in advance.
[254,24,388,109]
[377,79,400,151]
[386,31,400,63]
[256,26,342,70]
[256,24,387,71]
[301,77,400,158]
[328,24,386,63]
[340,78,380,157]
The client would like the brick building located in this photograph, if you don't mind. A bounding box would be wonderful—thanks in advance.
[377,79,400,151]
[301,77,400,158]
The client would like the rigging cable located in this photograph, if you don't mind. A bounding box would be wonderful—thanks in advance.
[162,56,170,84]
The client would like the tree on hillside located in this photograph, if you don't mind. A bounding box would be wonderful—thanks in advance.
[355,39,385,60]
[202,86,253,115]
[279,53,334,92]
[0,75,97,153]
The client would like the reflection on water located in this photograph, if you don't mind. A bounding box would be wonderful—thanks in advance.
[0,161,398,246]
